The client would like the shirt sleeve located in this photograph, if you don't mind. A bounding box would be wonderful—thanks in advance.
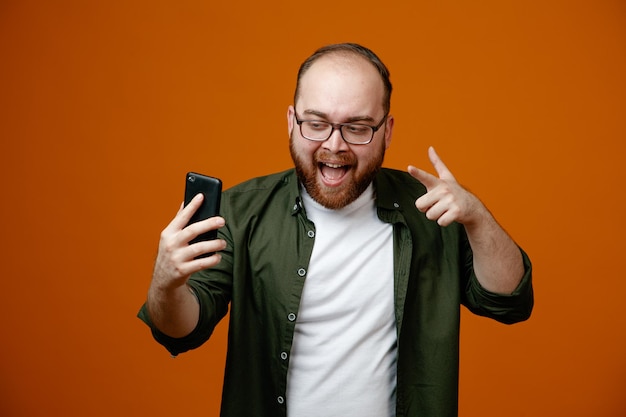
[136,224,234,356]
[462,246,534,324]
[136,277,229,357]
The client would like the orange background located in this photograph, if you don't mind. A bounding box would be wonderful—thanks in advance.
[1,1,625,416]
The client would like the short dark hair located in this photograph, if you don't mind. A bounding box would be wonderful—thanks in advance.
[294,43,392,114]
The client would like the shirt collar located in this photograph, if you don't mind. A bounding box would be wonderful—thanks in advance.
[287,168,404,216]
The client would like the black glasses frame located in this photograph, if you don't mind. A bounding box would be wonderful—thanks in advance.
[294,110,388,145]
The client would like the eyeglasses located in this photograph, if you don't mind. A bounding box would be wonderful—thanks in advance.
[294,110,388,145]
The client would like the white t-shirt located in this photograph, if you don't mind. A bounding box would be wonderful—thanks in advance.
[286,184,397,417]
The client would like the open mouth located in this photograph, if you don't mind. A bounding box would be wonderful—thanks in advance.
[319,162,350,185]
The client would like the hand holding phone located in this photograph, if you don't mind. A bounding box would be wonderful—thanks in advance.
[184,172,222,257]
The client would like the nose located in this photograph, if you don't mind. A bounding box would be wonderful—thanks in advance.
[322,126,350,153]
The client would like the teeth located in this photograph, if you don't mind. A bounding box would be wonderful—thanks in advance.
[325,163,344,168]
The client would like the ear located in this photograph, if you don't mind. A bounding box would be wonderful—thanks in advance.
[383,115,394,149]
[287,106,295,135]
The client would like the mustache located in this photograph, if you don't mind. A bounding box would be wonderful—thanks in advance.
[314,149,356,166]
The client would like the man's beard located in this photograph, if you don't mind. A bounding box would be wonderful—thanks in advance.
[290,135,385,210]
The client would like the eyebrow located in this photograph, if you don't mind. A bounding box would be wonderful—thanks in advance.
[301,109,376,124]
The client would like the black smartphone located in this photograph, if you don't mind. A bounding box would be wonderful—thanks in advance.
[184,172,222,256]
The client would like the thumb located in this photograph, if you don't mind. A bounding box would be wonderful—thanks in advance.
[408,165,440,190]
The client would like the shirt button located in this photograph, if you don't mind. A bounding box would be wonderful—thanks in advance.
[280,351,288,360]
[277,396,285,404]
[307,230,315,238]
[394,202,400,208]
[287,313,296,322]
[297,268,306,277]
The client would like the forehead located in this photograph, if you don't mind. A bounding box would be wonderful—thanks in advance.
[296,54,385,117]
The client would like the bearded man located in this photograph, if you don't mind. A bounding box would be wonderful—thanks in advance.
[139,43,534,417]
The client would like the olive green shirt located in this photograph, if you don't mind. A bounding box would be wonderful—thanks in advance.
[138,168,533,417]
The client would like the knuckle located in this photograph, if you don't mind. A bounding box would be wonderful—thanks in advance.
[173,265,186,277]
[159,229,171,243]
[161,239,177,255]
